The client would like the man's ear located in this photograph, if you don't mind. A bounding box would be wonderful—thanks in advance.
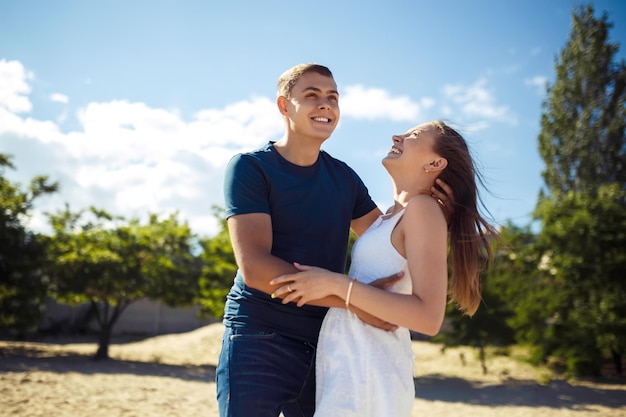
[277,96,288,115]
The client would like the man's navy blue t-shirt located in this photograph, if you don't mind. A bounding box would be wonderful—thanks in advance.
[222,141,377,342]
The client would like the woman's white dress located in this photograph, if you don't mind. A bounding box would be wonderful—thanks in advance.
[314,210,414,417]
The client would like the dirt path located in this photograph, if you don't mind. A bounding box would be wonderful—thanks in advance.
[1,324,624,417]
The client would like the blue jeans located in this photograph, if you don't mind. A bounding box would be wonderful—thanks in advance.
[216,326,317,417]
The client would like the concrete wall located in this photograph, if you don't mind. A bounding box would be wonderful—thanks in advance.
[42,298,215,336]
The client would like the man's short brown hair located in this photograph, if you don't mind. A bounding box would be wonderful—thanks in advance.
[277,63,334,98]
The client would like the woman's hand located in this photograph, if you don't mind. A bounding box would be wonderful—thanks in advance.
[431,178,455,223]
[270,263,348,307]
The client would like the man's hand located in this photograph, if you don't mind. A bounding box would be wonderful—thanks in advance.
[368,272,404,290]
[431,178,455,224]
[352,306,398,332]
[350,271,403,331]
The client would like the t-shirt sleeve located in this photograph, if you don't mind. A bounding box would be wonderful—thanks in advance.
[223,153,270,218]
[351,169,378,219]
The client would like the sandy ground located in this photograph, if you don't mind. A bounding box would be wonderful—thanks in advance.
[1,323,625,417]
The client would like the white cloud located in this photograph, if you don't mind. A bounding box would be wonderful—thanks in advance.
[50,93,69,104]
[3,59,477,237]
[524,75,548,95]
[0,62,284,237]
[341,85,430,122]
[442,78,517,125]
[0,107,62,140]
[193,96,279,148]
[0,59,33,113]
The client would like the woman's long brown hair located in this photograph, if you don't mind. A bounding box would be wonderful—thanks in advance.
[430,120,497,316]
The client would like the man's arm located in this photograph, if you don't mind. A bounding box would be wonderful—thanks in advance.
[350,207,383,237]
[228,212,387,309]
[228,213,298,295]
[234,206,398,330]
[230,206,384,295]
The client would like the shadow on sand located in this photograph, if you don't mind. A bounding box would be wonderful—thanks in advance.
[2,343,625,412]
[0,344,216,383]
[414,375,626,411]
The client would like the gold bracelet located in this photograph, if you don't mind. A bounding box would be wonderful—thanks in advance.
[345,278,357,312]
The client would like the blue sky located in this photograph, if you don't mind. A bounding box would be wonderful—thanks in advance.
[1,0,625,237]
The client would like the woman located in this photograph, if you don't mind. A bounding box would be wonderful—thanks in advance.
[270,120,497,417]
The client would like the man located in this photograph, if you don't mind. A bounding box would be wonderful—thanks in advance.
[216,63,451,417]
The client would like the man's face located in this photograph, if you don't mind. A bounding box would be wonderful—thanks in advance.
[282,72,340,140]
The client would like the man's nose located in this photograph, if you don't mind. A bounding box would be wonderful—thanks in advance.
[318,98,333,109]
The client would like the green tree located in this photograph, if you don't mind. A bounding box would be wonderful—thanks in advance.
[0,154,58,334]
[197,206,238,318]
[47,207,201,359]
[492,224,549,351]
[539,5,626,194]
[532,4,626,376]
[533,186,626,375]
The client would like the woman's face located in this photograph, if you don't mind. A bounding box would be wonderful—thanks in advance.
[385,123,440,168]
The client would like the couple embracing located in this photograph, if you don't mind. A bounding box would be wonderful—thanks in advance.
[216,63,496,417]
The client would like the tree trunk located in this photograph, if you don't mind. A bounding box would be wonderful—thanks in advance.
[612,349,623,376]
[479,344,488,375]
[94,324,112,360]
